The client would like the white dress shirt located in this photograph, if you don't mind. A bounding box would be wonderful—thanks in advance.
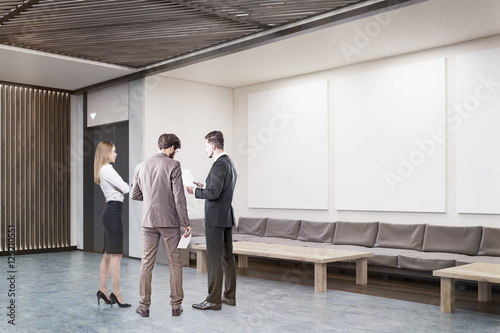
[99,164,130,202]
[213,152,227,162]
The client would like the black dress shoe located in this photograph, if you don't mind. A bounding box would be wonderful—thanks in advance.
[96,290,112,307]
[221,296,236,306]
[136,306,150,317]
[172,307,183,316]
[192,300,221,310]
[110,293,131,308]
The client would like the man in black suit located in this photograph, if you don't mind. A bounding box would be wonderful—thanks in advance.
[187,130,237,310]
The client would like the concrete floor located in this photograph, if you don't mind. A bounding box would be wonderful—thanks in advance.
[1,251,499,333]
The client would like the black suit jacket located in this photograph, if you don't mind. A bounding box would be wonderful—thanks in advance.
[195,154,237,228]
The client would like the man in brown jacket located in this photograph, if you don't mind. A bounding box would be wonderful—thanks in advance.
[131,133,192,318]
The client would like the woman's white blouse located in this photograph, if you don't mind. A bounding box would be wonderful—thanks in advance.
[99,164,130,202]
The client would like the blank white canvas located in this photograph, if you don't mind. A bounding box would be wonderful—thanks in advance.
[335,58,446,212]
[248,80,328,209]
[456,47,500,214]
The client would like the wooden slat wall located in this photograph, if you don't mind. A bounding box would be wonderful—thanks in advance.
[0,83,70,252]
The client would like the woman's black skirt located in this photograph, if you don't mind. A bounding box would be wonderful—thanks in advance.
[101,201,123,254]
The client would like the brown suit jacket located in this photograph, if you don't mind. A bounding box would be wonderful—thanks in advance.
[131,152,190,228]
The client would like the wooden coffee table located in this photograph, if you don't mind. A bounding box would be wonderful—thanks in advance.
[433,262,500,313]
[192,241,373,292]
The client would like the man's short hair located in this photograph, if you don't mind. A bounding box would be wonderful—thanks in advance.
[205,131,224,150]
[158,133,181,150]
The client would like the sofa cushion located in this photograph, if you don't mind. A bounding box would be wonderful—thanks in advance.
[333,221,379,247]
[398,252,458,271]
[366,247,401,268]
[375,222,426,251]
[422,225,481,256]
[264,218,301,240]
[237,217,267,236]
[456,255,500,265]
[189,218,205,237]
[297,221,336,243]
[232,233,261,242]
[478,227,500,257]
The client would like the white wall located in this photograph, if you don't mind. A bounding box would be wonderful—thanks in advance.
[126,76,233,258]
[70,94,84,249]
[456,47,500,214]
[233,34,500,228]
[144,75,234,217]
[87,82,129,127]
[128,79,145,258]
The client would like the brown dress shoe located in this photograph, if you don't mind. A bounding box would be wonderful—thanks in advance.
[136,306,149,317]
[172,307,183,316]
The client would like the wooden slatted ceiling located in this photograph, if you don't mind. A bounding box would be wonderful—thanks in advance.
[0,0,365,68]
[0,1,26,15]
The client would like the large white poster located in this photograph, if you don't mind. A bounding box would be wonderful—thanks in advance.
[335,58,446,212]
[247,81,329,209]
[456,47,500,214]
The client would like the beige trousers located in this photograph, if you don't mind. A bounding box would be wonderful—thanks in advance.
[139,227,183,310]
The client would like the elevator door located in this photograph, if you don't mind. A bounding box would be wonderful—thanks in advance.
[83,122,129,256]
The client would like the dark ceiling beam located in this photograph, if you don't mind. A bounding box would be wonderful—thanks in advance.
[0,0,41,25]
[73,0,417,94]
[165,0,270,29]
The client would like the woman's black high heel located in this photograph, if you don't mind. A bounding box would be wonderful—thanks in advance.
[97,290,113,307]
[110,293,131,308]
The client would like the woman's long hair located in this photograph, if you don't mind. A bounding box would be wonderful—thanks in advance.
[94,141,114,185]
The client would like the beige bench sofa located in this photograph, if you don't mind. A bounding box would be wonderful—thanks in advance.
[188,217,500,278]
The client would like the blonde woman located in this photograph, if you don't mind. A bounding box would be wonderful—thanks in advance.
[94,141,131,308]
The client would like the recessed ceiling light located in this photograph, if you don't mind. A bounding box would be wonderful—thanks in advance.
[90,113,96,119]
